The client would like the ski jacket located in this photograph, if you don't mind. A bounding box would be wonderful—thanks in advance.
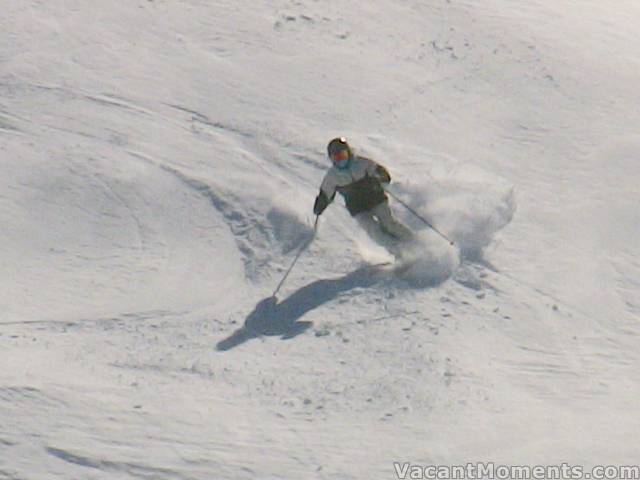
[314,155,391,217]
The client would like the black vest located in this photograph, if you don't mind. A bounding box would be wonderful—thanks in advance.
[336,174,388,216]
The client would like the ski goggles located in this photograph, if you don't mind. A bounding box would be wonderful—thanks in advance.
[330,149,350,162]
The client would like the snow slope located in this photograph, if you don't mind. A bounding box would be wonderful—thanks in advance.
[2,1,639,478]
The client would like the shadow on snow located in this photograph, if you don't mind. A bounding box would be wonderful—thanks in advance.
[216,264,388,351]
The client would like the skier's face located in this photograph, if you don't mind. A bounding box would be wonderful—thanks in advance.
[331,149,350,168]
[330,149,349,162]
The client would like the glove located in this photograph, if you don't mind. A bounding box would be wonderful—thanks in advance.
[375,165,391,184]
[313,191,330,215]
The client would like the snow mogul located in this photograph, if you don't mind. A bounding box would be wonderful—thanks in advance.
[313,137,414,255]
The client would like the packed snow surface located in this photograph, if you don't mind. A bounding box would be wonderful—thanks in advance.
[2,1,639,478]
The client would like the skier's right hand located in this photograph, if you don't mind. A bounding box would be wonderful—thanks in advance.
[313,191,330,215]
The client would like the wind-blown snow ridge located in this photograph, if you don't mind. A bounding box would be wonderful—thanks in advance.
[46,447,187,480]
[145,160,316,284]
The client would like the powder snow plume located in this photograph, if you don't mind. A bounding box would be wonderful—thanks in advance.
[394,159,516,262]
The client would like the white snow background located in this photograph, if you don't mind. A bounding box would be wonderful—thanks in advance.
[1,1,639,478]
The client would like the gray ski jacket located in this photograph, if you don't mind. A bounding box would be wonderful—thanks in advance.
[314,155,391,217]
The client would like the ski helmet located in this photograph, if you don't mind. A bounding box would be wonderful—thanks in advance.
[327,137,351,157]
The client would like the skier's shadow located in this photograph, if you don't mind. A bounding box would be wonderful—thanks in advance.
[216,265,386,351]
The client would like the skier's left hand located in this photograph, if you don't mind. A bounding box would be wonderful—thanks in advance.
[374,165,391,184]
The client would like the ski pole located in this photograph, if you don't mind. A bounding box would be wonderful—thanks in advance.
[271,215,319,298]
[385,188,455,246]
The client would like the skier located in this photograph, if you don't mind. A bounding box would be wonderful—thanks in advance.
[313,137,413,256]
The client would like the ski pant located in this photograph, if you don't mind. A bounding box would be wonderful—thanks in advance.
[355,200,413,251]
